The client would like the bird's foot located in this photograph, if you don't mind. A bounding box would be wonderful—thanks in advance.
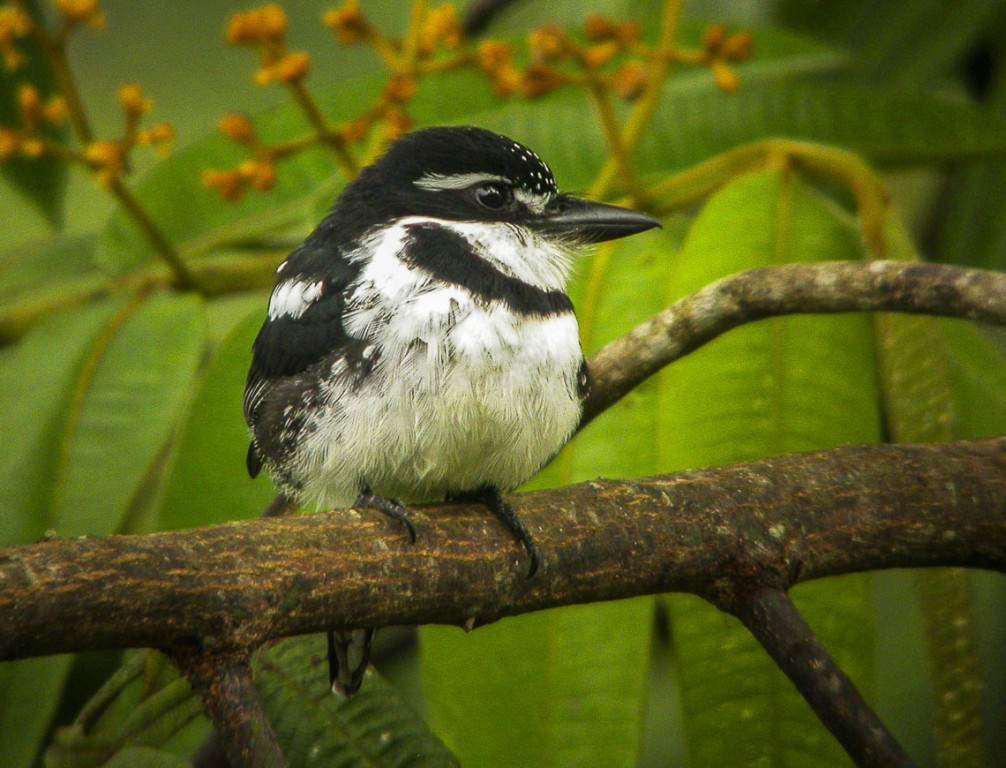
[449,486,539,578]
[355,487,417,543]
[328,628,376,698]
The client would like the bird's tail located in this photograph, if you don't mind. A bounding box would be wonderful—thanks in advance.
[328,628,376,698]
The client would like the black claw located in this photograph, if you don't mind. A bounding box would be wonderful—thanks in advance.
[356,488,417,542]
[452,486,539,578]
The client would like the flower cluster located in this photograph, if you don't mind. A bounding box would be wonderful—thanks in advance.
[475,14,646,99]
[205,4,755,202]
[700,25,753,92]
[227,3,310,85]
[201,114,277,201]
[0,84,67,160]
[0,2,173,188]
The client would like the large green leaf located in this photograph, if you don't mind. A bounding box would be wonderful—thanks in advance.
[44,650,207,767]
[779,0,1004,89]
[0,299,122,545]
[0,656,74,768]
[653,170,881,766]
[257,636,458,767]
[53,293,206,537]
[155,308,275,530]
[0,292,205,542]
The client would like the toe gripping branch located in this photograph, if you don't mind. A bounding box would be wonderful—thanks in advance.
[451,485,540,578]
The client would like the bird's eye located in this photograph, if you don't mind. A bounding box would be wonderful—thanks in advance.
[475,183,511,210]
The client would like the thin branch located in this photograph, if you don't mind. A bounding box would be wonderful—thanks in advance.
[1,439,1003,661]
[175,651,287,768]
[724,587,915,768]
[583,260,1006,424]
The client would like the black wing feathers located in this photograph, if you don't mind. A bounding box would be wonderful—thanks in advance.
[243,235,362,433]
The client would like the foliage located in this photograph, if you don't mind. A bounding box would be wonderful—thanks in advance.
[1,0,1005,766]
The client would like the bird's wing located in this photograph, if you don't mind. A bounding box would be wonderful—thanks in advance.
[242,242,360,430]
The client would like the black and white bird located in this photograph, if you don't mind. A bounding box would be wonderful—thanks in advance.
[243,126,660,696]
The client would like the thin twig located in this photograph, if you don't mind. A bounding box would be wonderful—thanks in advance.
[724,587,916,768]
[175,651,288,768]
[583,260,1006,424]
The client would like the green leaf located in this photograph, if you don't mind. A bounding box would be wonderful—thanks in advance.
[257,636,458,767]
[156,308,275,530]
[653,170,881,766]
[100,748,191,768]
[45,650,207,768]
[0,0,67,226]
[0,233,98,305]
[423,599,652,768]
[0,656,74,768]
[0,299,121,545]
[640,83,1006,176]
[52,293,206,537]
[0,292,205,542]
[779,0,1004,89]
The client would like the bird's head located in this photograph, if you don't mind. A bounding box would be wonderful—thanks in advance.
[332,126,661,247]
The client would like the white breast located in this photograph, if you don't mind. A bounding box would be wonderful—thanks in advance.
[293,238,583,509]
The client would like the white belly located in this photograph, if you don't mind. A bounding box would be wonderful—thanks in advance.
[295,291,582,508]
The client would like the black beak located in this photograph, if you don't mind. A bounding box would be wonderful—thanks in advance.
[536,195,662,243]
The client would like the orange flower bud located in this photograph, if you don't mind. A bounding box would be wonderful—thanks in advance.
[202,168,246,201]
[616,21,641,45]
[219,113,256,144]
[118,83,152,116]
[241,159,276,190]
[477,40,513,72]
[17,84,41,120]
[20,137,44,157]
[720,31,753,62]
[0,7,32,70]
[139,123,175,155]
[228,4,287,45]
[384,74,416,103]
[84,140,125,183]
[583,41,619,69]
[0,128,19,160]
[519,64,564,98]
[42,96,69,125]
[341,117,370,144]
[274,50,310,82]
[711,59,738,92]
[56,0,105,29]
[583,14,617,41]
[612,59,647,100]
[702,24,726,55]
[382,107,413,139]
[528,25,566,63]
[323,1,367,44]
[419,4,461,55]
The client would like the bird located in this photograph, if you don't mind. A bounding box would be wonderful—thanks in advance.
[243,125,660,697]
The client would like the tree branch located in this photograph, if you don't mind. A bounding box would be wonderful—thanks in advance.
[175,651,287,768]
[583,259,1006,423]
[1,438,1003,661]
[726,587,915,768]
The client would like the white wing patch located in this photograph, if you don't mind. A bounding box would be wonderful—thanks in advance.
[267,279,324,320]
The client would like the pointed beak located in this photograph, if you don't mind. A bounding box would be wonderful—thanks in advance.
[535,195,662,243]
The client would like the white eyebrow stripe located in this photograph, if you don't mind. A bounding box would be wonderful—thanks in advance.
[414,172,509,191]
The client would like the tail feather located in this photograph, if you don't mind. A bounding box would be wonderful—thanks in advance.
[328,628,376,698]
